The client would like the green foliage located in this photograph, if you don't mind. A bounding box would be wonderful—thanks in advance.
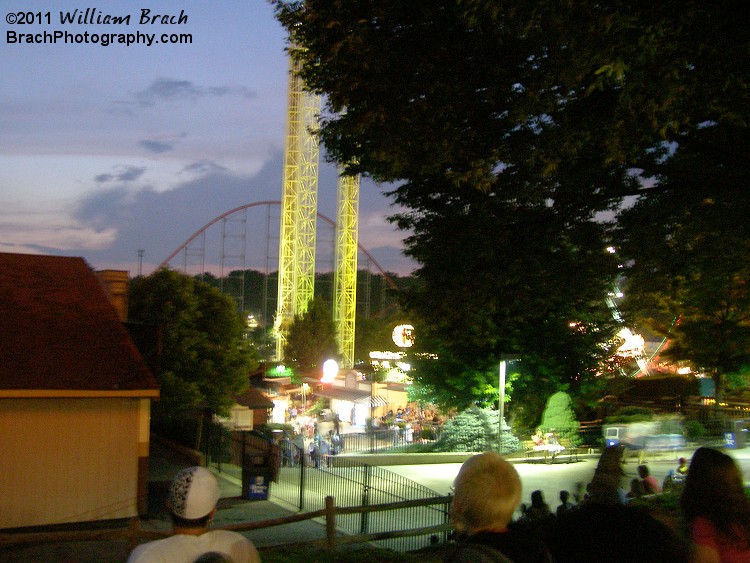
[628,490,682,514]
[275,1,750,410]
[307,397,329,417]
[128,269,254,429]
[605,414,655,424]
[284,297,339,373]
[618,123,750,396]
[611,406,656,418]
[685,419,707,441]
[256,422,296,440]
[726,366,750,394]
[432,406,521,454]
[539,391,580,443]
[407,340,501,410]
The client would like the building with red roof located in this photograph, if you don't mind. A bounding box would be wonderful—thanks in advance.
[0,253,159,529]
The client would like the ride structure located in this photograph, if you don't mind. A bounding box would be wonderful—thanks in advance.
[274,52,362,368]
[274,53,321,363]
[334,171,360,369]
[160,53,365,369]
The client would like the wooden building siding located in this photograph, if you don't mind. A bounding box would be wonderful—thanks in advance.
[0,397,144,529]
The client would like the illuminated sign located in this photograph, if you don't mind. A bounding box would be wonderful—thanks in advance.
[392,324,415,348]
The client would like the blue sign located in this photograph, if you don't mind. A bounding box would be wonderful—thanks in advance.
[725,432,736,449]
[246,473,270,500]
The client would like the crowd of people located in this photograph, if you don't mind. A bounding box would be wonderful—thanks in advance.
[124,438,750,562]
[447,447,750,562]
[277,401,447,468]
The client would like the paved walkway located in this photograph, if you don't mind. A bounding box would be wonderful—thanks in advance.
[6,441,750,562]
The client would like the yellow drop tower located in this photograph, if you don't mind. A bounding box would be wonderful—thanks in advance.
[275,53,360,369]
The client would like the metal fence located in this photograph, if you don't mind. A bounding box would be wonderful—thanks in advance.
[333,425,442,453]
[271,439,452,552]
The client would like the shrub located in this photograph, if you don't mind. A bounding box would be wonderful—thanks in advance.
[605,406,656,425]
[685,419,707,441]
[432,406,521,454]
[539,391,581,445]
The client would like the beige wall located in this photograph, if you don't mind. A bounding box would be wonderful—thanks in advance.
[0,397,144,529]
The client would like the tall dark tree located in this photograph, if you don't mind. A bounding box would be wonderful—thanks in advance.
[274,1,746,186]
[128,269,254,427]
[618,123,750,397]
[284,297,339,374]
[273,1,750,406]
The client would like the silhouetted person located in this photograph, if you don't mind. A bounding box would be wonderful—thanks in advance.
[525,490,552,521]
[638,464,661,494]
[556,490,575,516]
[519,489,555,541]
[626,477,645,499]
[681,447,750,561]
[587,444,627,504]
[546,447,688,562]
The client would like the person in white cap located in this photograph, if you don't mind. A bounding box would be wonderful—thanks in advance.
[127,466,260,563]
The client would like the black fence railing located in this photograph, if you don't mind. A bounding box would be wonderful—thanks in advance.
[267,439,452,553]
[333,426,442,454]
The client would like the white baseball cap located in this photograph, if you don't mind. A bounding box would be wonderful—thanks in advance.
[168,466,220,519]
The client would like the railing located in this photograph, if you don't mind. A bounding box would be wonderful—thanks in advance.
[336,426,443,453]
[0,495,453,555]
[269,440,452,552]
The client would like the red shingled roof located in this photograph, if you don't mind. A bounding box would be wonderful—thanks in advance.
[234,386,275,409]
[0,253,159,397]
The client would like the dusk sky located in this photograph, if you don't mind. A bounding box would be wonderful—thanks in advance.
[0,1,416,276]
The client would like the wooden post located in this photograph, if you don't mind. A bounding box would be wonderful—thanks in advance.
[325,496,336,551]
[127,517,141,552]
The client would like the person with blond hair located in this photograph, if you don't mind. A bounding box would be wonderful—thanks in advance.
[446,452,550,562]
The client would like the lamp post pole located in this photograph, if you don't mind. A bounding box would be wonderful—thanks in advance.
[499,359,506,452]
[498,355,520,453]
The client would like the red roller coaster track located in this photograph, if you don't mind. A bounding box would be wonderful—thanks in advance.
[158,200,399,291]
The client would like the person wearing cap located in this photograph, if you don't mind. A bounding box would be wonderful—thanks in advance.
[127,466,261,563]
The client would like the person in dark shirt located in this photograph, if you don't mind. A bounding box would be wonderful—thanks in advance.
[556,490,575,517]
[545,447,688,562]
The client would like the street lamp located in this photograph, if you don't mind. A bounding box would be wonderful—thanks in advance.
[322,359,338,383]
[498,355,520,452]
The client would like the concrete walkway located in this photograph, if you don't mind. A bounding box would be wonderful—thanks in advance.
[6,441,750,562]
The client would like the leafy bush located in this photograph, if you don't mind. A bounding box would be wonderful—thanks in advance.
[257,422,296,438]
[605,406,656,424]
[685,419,707,441]
[432,406,521,454]
[539,391,581,444]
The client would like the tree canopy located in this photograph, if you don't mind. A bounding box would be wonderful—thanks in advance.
[617,122,750,395]
[283,296,339,375]
[274,1,747,187]
[128,269,254,426]
[274,1,750,408]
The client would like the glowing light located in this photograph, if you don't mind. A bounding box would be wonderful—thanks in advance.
[321,359,338,383]
[616,328,645,357]
[392,324,415,348]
